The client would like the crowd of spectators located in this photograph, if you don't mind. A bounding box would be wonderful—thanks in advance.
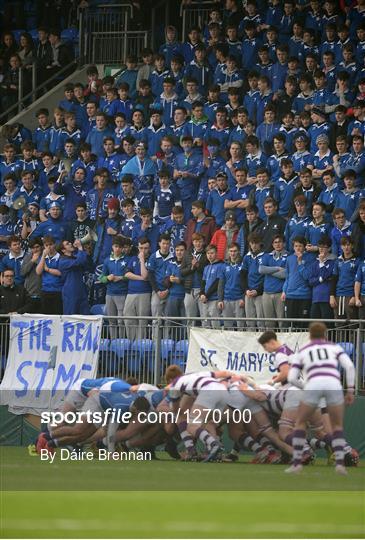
[0,0,365,332]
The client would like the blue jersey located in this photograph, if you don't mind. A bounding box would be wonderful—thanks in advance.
[206,188,230,227]
[266,152,290,183]
[335,190,360,221]
[251,184,274,220]
[164,259,185,298]
[99,389,144,412]
[283,253,312,300]
[202,261,224,300]
[126,255,152,294]
[220,261,244,301]
[241,251,264,292]
[79,377,129,396]
[334,256,360,297]
[102,255,131,296]
[355,260,365,296]
[291,150,312,175]
[260,251,287,294]
[284,215,311,252]
[225,185,254,224]
[147,250,173,291]
[274,175,299,218]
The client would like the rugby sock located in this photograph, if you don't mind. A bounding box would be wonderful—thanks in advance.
[324,434,332,449]
[344,444,351,453]
[332,430,346,466]
[258,436,275,452]
[238,435,262,453]
[196,428,218,452]
[292,429,306,466]
[285,433,294,446]
[309,437,326,450]
[177,421,195,452]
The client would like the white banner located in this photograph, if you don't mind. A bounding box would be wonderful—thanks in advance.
[186,328,308,384]
[0,314,102,415]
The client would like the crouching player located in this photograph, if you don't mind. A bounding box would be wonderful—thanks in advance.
[285,322,355,475]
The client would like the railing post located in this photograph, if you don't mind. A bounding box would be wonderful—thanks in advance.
[31,62,37,103]
[355,327,362,396]
[153,318,162,386]
[123,10,128,63]
[18,68,23,113]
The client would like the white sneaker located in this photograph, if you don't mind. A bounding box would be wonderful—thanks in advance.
[285,464,303,474]
[335,464,348,475]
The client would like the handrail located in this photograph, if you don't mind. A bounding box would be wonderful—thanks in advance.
[0,57,82,125]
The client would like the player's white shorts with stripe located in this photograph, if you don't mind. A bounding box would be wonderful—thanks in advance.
[226,388,262,414]
[193,383,230,412]
[283,386,302,410]
[302,377,344,407]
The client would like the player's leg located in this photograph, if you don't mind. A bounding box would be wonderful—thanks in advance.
[285,400,317,473]
[252,408,293,455]
[327,401,347,474]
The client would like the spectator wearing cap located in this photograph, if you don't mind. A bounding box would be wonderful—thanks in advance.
[120,142,157,208]
[58,240,91,315]
[173,136,205,222]
[210,210,239,262]
[0,236,25,285]
[184,200,216,249]
[308,133,334,182]
[20,237,43,312]
[292,133,312,175]
[100,236,133,338]
[36,235,63,314]
[30,201,70,244]
[153,78,180,127]
[308,107,332,154]
[298,236,335,321]
[85,112,114,158]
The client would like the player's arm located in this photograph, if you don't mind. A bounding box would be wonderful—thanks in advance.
[238,383,267,401]
[272,362,290,384]
[337,350,356,401]
[287,355,304,389]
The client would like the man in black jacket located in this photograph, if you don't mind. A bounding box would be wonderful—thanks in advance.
[180,232,208,323]
[257,198,286,252]
[0,268,33,315]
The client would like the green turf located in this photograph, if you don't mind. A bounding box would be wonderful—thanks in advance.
[0,447,364,538]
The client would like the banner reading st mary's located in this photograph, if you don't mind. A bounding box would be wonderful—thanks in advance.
[186,328,307,384]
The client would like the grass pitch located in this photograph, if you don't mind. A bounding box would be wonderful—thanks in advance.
[0,447,364,538]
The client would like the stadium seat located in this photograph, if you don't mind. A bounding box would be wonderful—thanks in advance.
[129,339,154,373]
[171,339,189,368]
[338,342,354,358]
[99,338,110,352]
[13,30,26,43]
[160,339,175,362]
[90,304,106,315]
[29,29,39,42]
[110,338,131,360]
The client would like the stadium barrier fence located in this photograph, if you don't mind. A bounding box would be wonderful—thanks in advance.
[0,315,363,393]
[180,1,222,40]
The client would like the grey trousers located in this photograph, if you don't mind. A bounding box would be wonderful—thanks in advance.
[262,292,285,329]
[105,294,126,339]
[245,295,264,329]
[151,291,167,318]
[201,299,221,328]
[184,288,202,324]
[123,293,151,341]
[222,300,246,329]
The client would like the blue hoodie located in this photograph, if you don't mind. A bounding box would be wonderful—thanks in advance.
[298,257,336,303]
[259,251,287,294]
[201,260,225,300]
[219,260,244,301]
[241,251,264,292]
[147,250,174,291]
[334,256,360,297]
[283,252,312,300]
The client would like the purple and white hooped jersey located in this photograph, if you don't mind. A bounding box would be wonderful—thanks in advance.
[259,384,287,416]
[290,340,355,387]
[274,344,294,372]
[168,371,216,401]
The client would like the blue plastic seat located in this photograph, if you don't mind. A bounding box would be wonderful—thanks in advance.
[160,339,175,361]
[338,342,354,358]
[90,304,106,315]
[61,28,79,42]
[13,30,26,43]
[110,339,131,359]
[171,339,189,368]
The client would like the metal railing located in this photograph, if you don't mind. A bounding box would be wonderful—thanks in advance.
[0,58,80,125]
[0,316,364,392]
[79,3,136,63]
[180,1,223,40]
[90,30,150,64]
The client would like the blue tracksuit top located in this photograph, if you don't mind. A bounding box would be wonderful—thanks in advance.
[355,260,365,296]
[131,223,160,252]
[0,251,25,285]
[202,261,224,301]
[165,259,185,298]
[109,99,134,123]
[147,250,174,291]
[54,180,88,220]
[274,176,299,217]
[305,221,333,248]
[59,250,89,299]
[174,151,204,201]
[260,251,287,294]
[270,62,288,93]
[243,89,259,122]
[220,261,244,301]
[184,61,212,96]
[149,68,170,97]
[206,188,230,227]
[183,118,210,142]
[330,222,353,257]
[308,122,332,153]
[334,190,360,221]
[241,251,265,291]
[146,124,169,158]
[39,252,62,292]
[241,37,261,70]
[56,128,82,153]
[298,257,336,303]
[32,126,51,152]
[226,185,254,224]
[102,254,131,296]
[126,255,152,294]
[245,151,267,178]
[85,186,116,221]
[30,217,70,243]
[334,256,360,297]
[266,152,289,183]
[86,127,115,157]
[251,184,274,220]
[283,253,312,300]
[284,215,311,252]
